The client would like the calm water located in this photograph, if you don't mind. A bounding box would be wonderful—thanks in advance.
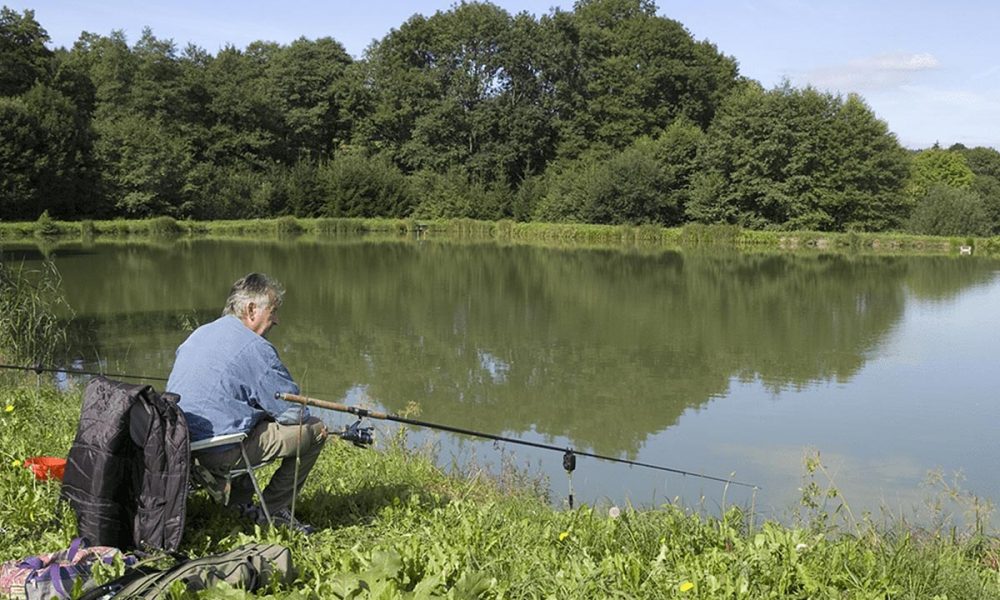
[5,238,1000,522]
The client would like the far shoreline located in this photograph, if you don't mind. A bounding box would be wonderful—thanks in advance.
[0,216,991,257]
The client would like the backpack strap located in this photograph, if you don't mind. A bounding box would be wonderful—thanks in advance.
[65,537,86,562]
[45,564,70,598]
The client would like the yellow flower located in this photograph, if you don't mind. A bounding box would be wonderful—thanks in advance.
[679,581,695,593]
[11,459,21,467]
[558,531,570,541]
[4,404,13,413]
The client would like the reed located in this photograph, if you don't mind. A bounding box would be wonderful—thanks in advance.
[0,260,71,370]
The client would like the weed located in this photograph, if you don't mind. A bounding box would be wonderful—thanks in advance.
[0,260,72,370]
[274,216,304,237]
[34,211,61,239]
[147,216,183,237]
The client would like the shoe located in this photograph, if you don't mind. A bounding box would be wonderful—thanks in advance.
[231,502,262,521]
[267,508,316,535]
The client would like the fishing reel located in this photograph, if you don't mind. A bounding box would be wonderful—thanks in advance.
[338,419,374,448]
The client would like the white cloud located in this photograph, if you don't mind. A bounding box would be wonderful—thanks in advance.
[798,52,941,93]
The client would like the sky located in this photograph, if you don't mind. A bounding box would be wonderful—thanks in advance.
[9,0,1000,151]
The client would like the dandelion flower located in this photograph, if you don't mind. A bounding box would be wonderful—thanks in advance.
[795,543,808,552]
[608,506,621,519]
[559,531,570,541]
[11,459,21,467]
[679,581,695,592]
[4,404,13,413]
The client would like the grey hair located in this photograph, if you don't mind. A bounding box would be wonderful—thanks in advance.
[222,273,285,318]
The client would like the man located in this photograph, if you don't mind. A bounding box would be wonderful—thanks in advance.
[167,272,326,533]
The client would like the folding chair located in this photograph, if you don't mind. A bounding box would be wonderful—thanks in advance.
[189,432,274,527]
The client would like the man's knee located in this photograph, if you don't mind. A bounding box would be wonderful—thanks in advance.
[306,417,328,445]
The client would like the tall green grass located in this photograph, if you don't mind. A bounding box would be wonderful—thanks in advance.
[0,260,71,371]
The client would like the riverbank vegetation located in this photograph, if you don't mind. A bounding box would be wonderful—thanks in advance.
[3,2,999,238]
[3,380,1000,598]
[0,215,985,258]
[3,264,1000,598]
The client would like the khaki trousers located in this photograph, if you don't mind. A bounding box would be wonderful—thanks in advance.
[194,416,328,512]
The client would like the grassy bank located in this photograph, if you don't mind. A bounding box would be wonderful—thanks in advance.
[0,216,989,256]
[2,381,1000,599]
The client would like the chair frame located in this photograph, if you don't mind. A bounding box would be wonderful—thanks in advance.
[190,432,274,527]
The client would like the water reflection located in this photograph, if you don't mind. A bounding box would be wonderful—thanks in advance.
[7,238,1000,514]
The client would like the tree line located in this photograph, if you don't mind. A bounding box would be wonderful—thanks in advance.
[2,0,999,235]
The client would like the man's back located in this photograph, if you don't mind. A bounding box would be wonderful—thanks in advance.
[167,315,301,442]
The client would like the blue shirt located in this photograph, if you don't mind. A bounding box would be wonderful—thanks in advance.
[167,315,308,442]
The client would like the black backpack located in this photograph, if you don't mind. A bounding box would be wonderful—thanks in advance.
[61,376,190,551]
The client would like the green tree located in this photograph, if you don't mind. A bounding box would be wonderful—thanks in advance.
[949,144,1000,233]
[319,150,414,217]
[688,84,909,231]
[0,93,38,217]
[360,2,555,193]
[281,158,323,217]
[199,43,281,168]
[95,112,191,216]
[906,147,975,199]
[948,144,1000,180]
[410,167,510,220]
[971,175,1000,234]
[264,37,355,161]
[0,7,52,96]
[67,30,136,116]
[648,117,703,224]
[907,184,989,236]
[539,0,738,158]
[0,84,97,219]
[130,28,184,119]
[536,121,702,226]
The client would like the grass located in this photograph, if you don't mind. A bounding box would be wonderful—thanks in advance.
[0,259,71,369]
[2,382,1000,599]
[0,216,989,256]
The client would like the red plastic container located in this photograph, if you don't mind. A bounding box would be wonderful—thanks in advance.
[24,456,66,481]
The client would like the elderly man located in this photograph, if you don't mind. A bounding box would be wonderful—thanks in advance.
[167,272,326,533]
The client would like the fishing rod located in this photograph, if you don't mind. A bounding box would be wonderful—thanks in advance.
[0,363,168,382]
[2,364,760,500]
[278,392,759,507]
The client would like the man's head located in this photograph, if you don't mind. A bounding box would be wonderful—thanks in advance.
[223,273,284,337]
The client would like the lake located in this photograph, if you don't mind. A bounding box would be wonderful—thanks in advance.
[5,237,1000,523]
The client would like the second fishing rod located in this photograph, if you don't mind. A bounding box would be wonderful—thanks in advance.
[278,392,759,507]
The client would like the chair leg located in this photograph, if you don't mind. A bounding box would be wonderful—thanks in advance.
[239,442,273,527]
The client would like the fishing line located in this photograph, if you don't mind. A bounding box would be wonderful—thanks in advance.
[278,392,760,494]
[0,364,761,495]
[0,363,168,382]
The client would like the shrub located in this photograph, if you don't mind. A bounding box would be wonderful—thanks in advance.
[147,216,183,237]
[34,210,61,238]
[907,184,990,237]
[535,143,678,226]
[410,169,510,221]
[274,216,304,237]
[319,152,414,218]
